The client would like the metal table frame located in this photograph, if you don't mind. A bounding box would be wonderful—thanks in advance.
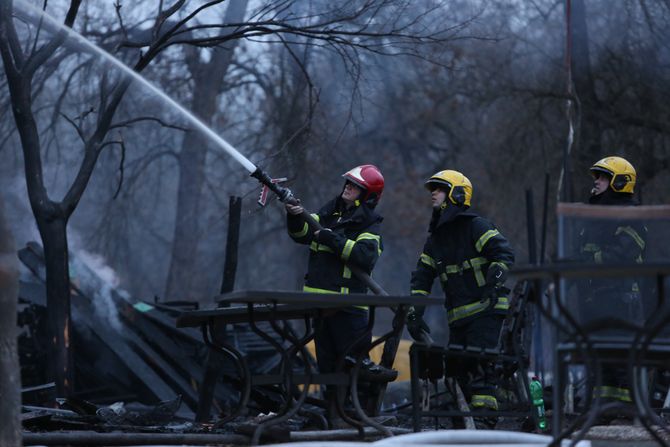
[177,290,439,444]
[512,263,670,447]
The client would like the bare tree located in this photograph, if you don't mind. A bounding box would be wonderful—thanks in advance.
[0,0,475,395]
[164,0,249,301]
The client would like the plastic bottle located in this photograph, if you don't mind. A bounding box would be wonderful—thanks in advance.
[529,376,547,431]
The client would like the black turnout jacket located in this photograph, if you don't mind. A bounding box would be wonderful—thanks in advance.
[287,197,383,295]
[578,191,646,296]
[410,206,515,326]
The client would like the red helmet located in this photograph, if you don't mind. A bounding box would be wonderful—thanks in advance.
[342,164,384,206]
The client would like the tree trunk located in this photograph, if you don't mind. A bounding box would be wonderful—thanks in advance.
[0,196,21,447]
[37,216,74,397]
[570,0,602,192]
[164,0,248,301]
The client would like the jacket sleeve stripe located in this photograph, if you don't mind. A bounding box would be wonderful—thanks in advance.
[290,222,309,238]
[356,232,382,255]
[341,239,356,261]
[475,229,500,252]
[356,232,380,242]
[615,226,646,250]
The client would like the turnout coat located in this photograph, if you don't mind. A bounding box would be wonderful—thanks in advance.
[287,197,383,295]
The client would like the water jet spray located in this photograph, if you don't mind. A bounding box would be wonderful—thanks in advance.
[13,0,387,295]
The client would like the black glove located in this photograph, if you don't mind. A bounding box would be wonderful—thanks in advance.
[485,263,507,288]
[315,228,336,247]
[406,306,430,342]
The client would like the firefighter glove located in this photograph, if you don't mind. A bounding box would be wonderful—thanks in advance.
[315,228,336,246]
[485,263,507,289]
[406,306,430,342]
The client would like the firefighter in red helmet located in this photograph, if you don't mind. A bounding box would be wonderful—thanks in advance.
[285,164,387,424]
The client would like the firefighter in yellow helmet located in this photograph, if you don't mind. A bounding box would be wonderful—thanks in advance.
[589,156,637,198]
[579,156,646,421]
[407,170,515,428]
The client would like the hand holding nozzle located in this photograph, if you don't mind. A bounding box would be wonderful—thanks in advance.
[251,167,294,204]
[285,201,303,215]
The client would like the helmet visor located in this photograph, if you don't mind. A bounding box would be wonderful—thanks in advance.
[425,179,451,192]
[344,177,367,192]
[590,167,613,179]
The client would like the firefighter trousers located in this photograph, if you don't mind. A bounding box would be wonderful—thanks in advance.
[446,313,504,410]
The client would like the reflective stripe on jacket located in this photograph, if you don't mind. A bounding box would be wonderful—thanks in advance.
[287,196,383,297]
[410,208,514,325]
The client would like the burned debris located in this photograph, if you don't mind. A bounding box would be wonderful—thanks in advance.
[17,241,304,442]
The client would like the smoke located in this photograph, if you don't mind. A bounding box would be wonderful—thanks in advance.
[71,244,123,332]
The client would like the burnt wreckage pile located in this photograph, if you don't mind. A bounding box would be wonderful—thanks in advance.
[17,241,297,437]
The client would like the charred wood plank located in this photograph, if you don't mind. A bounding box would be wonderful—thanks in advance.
[21,383,55,406]
[21,406,77,417]
[113,299,205,382]
[20,411,51,427]
[114,297,203,347]
[19,242,198,414]
[70,295,186,413]
[119,327,199,411]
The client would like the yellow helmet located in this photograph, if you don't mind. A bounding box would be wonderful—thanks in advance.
[590,156,636,194]
[425,170,473,207]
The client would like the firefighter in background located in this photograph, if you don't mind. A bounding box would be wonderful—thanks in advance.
[285,164,387,419]
[578,156,646,412]
[406,170,515,424]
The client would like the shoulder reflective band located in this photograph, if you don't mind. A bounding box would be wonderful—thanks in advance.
[420,253,437,269]
[615,226,646,250]
[475,229,500,253]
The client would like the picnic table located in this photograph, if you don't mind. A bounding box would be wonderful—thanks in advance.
[176,290,440,443]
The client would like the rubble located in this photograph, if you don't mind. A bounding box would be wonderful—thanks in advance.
[17,241,296,440]
[14,240,670,445]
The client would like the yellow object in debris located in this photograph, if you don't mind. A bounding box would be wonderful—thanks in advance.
[304,337,413,382]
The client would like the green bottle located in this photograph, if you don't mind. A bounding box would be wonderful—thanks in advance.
[529,376,547,431]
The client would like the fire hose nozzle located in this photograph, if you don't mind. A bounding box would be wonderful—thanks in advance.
[251,167,295,205]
